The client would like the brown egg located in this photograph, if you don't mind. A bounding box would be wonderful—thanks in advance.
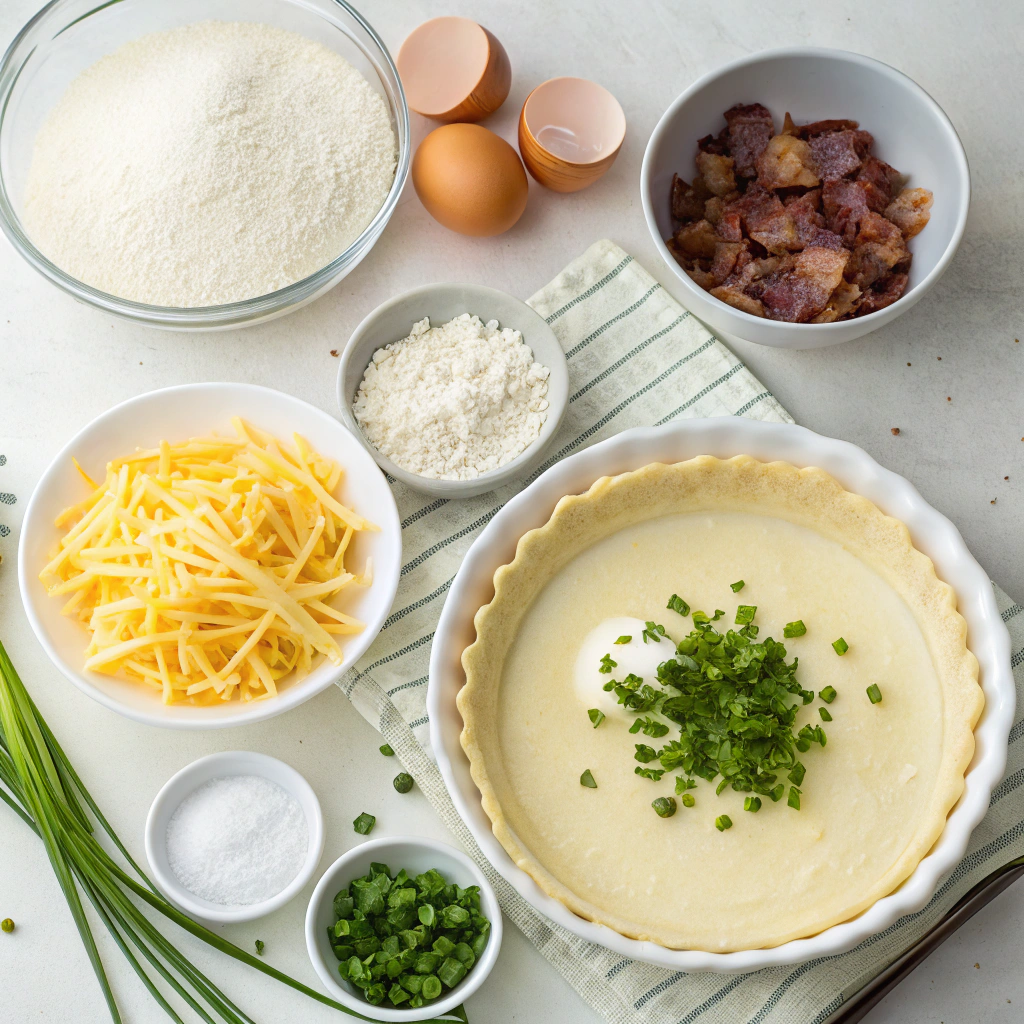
[412,124,528,237]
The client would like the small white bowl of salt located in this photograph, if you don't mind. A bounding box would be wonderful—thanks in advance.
[145,751,324,924]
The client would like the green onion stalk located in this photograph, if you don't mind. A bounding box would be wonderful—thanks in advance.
[0,641,467,1024]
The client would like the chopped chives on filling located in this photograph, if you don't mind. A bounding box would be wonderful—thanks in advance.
[730,580,745,592]
[735,604,757,625]
[667,594,690,616]
[715,815,733,832]
[783,620,807,638]
[588,708,606,728]
[580,769,598,789]
[614,635,632,645]
[819,707,833,722]
[819,686,838,704]
[832,637,849,656]
[866,683,883,704]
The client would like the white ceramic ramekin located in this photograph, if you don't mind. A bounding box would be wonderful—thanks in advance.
[145,751,325,924]
[428,417,1014,972]
[305,835,503,1021]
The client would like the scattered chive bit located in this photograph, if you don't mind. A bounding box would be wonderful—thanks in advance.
[379,743,395,756]
[819,686,838,704]
[599,653,617,673]
[819,707,833,722]
[393,773,414,794]
[629,715,669,737]
[667,594,690,616]
[681,793,695,808]
[735,604,756,625]
[832,637,849,656]
[711,609,726,621]
[715,815,733,832]
[254,939,265,956]
[588,708,606,728]
[353,812,376,835]
[783,620,807,638]
[866,684,883,705]
[675,776,697,794]
[691,610,710,625]
[788,786,802,810]
[634,743,659,763]
[743,796,762,813]
[614,635,632,645]
[769,784,785,802]
[330,862,490,1009]
[730,580,746,592]
[642,621,667,643]
[635,766,666,781]
[652,796,677,818]
[1,918,13,933]
[580,769,597,789]
[788,762,806,786]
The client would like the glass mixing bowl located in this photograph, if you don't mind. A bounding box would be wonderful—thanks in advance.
[0,0,410,330]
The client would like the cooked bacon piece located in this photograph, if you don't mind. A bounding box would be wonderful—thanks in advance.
[855,211,908,265]
[810,281,862,322]
[671,174,713,222]
[709,241,752,285]
[724,103,774,177]
[723,185,799,254]
[671,218,720,259]
[695,150,737,197]
[759,247,849,322]
[858,272,909,315]
[698,133,730,156]
[822,179,873,243]
[857,155,904,206]
[789,117,860,138]
[784,191,825,244]
[809,129,873,181]
[710,284,765,317]
[686,265,718,289]
[756,135,820,189]
[715,207,744,241]
[884,187,934,239]
[845,242,905,289]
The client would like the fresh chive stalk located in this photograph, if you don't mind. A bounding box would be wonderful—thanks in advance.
[0,642,467,1024]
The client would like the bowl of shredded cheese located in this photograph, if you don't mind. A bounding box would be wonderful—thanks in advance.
[18,382,400,728]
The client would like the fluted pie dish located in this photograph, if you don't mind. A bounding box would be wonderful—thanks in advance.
[429,419,1014,971]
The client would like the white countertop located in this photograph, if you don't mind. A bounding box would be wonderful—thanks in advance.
[1,1,1021,1022]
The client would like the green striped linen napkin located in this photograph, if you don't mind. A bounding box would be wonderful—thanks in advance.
[338,239,1024,1024]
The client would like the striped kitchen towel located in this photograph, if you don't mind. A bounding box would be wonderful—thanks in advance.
[337,239,1024,1024]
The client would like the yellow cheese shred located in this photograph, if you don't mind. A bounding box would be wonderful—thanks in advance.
[41,420,377,706]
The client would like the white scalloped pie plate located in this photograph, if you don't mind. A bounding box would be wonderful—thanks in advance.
[427,418,1014,972]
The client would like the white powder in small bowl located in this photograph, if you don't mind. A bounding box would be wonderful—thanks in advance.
[353,314,551,480]
[166,775,307,907]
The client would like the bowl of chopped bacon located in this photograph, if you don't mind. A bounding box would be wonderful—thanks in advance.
[641,48,970,349]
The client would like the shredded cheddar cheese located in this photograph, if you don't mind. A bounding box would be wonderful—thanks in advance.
[41,418,377,705]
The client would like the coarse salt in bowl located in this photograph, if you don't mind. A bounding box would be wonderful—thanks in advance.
[145,751,325,924]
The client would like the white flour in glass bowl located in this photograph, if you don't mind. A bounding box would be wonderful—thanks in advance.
[21,21,397,307]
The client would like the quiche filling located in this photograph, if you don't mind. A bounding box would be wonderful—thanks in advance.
[459,457,981,951]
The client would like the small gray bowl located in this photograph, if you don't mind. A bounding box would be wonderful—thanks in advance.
[337,284,569,498]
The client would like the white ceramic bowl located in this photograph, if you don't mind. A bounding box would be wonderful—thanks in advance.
[427,418,1014,972]
[18,382,401,729]
[145,751,325,924]
[337,284,569,499]
[0,0,410,331]
[305,835,503,1021]
[641,48,971,349]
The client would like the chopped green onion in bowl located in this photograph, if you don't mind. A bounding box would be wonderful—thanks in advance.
[329,862,491,1010]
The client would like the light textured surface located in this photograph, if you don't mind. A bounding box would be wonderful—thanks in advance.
[0,1,1022,1023]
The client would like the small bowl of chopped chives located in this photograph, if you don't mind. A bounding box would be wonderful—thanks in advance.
[305,836,502,1020]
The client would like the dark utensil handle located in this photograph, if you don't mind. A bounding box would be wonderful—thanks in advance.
[824,856,1024,1024]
